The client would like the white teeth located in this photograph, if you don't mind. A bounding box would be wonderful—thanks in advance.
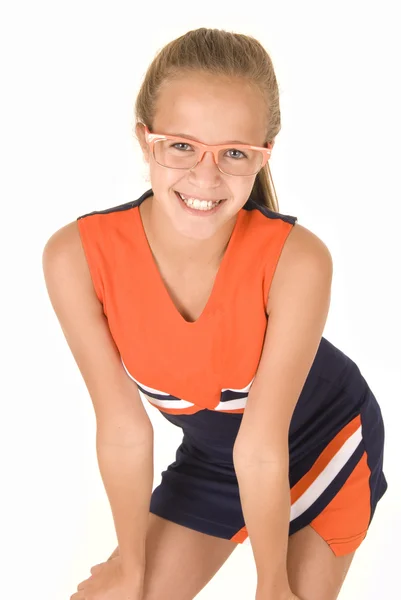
[178,192,222,211]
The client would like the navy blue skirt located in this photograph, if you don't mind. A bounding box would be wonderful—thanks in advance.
[149,338,388,556]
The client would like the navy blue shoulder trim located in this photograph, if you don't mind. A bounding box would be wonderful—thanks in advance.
[243,197,297,225]
[76,189,152,220]
[77,189,297,225]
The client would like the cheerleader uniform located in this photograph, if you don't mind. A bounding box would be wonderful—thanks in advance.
[77,188,388,557]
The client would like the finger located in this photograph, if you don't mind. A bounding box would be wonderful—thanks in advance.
[90,563,104,574]
[77,576,93,590]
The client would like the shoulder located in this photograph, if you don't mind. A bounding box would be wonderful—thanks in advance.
[266,223,333,315]
[42,220,99,305]
[43,220,83,266]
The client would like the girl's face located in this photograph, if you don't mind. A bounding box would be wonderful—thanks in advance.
[136,72,270,241]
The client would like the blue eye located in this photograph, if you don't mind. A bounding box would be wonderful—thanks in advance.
[227,149,247,160]
[171,143,192,151]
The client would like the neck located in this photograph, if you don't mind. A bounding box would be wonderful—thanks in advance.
[140,194,237,271]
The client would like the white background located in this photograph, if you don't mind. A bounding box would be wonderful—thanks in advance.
[1,1,399,598]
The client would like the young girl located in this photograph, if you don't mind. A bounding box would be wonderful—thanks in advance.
[43,28,387,600]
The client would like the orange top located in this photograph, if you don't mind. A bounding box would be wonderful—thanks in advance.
[77,189,297,415]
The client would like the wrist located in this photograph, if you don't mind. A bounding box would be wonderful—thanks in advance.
[115,556,145,585]
[121,565,145,584]
[255,583,294,600]
[256,594,295,600]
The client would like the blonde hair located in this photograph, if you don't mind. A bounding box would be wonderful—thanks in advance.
[134,27,282,212]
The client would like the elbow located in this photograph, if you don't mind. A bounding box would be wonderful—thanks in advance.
[96,418,154,447]
[233,441,289,471]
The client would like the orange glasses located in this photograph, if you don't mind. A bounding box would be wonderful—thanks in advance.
[141,124,273,177]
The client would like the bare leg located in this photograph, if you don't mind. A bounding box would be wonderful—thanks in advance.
[80,514,237,600]
[287,525,355,599]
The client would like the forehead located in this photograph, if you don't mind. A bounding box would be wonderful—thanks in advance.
[153,74,267,146]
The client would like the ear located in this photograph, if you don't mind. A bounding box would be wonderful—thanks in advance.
[134,122,150,163]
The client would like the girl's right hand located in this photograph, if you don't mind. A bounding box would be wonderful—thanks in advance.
[72,556,143,600]
[90,545,119,573]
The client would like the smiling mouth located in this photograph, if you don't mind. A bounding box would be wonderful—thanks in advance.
[175,191,225,211]
[176,191,225,203]
[175,191,227,213]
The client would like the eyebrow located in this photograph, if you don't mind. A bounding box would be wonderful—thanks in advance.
[171,132,251,145]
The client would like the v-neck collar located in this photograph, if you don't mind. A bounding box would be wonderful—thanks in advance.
[134,196,243,327]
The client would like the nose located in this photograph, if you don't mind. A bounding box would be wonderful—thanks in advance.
[191,150,220,173]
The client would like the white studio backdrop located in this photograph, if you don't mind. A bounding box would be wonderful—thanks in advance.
[1,1,399,599]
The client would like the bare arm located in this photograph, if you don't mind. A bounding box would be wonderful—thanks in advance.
[42,220,154,582]
[233,224,333,598]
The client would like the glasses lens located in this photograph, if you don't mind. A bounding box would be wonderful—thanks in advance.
[153,139,263,176]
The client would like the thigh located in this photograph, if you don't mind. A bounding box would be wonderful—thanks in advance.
[287,525,355,600]
[110,513,238,600]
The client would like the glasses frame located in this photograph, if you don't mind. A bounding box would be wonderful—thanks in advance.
[141,123,273,177]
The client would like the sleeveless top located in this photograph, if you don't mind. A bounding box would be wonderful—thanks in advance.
[77,188,368,461]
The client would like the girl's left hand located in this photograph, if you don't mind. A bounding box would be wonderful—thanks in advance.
[70,556,143,600]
